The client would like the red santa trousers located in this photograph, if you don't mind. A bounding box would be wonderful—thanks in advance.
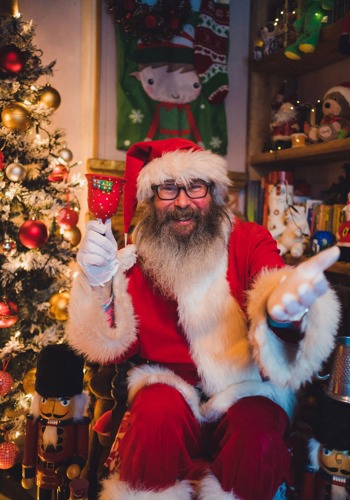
[118,383,292,499]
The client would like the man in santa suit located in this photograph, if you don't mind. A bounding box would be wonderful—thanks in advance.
[67,138,341,500]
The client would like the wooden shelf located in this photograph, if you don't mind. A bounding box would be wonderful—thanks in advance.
[251,18,349,77]
[250,137,350,168]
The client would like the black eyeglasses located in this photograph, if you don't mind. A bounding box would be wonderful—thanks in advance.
[152,180,211,200]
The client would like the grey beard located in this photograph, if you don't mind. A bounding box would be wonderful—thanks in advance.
[134,201,232,299]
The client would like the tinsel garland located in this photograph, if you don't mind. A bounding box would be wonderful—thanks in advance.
[105,0,191,43]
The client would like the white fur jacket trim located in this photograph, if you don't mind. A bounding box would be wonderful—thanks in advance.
[126,364,295,423]
[197,473,239,500]
[66,247,137,364]
[99,475,194,500]
[127,364,203,421]
[247,267,341,390]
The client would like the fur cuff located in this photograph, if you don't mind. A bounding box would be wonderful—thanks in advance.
[66,266,137,364]
[247,268,341,390]
[99,475,194,500]
[201,379,295,422]
[127,364,203,421]
[197,474,239,500]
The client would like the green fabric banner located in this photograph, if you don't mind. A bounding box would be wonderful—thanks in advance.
[115,18,228,155]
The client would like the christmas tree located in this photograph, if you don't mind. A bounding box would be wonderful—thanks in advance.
[0,5,83,464]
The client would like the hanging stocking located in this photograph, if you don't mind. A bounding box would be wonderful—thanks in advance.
[193,0,230,105]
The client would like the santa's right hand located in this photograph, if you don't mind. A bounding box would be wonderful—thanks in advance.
[77,219,119,287]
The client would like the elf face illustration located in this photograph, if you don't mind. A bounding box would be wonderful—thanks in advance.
[134,62,201,104]
[39,396,75,421]
[319,446,350,477]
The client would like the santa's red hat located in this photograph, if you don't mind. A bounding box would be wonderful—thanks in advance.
[324,82,350,105]
[123,138,231,242]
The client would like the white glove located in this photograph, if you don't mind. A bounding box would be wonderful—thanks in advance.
[77,219,119,287]
[267,245,340,323]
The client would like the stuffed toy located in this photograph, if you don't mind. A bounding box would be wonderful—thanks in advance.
[266,179,294,239]
[284,0,335,60]
[276,205,310,257]
[305,83,350,142]
[21,344,90,500]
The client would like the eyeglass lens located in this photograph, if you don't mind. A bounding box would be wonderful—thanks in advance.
[155,180,209,200]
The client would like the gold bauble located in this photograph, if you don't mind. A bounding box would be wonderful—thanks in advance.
[63,226,82,246]
[49,291,70,320]
[5,429,25,448]
[1,102,31,131]
[39,86,61,110]
[22,368,36,395]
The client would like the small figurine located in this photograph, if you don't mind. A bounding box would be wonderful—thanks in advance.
[270,99,300,150]
[276,205,310,257]
[22,344,90,500]
[253,22,281,61]
[311,230,336,254]
[305,84,350,143]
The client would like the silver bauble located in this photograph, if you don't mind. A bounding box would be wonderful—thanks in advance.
[59,148,73,163]
[5,162,26,182]
[2,237,17,256]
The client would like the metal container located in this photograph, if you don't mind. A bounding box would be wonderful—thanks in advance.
[325,336,350,403]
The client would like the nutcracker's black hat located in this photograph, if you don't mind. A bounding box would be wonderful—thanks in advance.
[313,386,350,450]
[35,343,84,398]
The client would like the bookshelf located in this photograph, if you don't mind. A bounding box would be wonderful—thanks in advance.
[246,0,350,280]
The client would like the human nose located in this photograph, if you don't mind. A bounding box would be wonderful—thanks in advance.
[174,187,191,207]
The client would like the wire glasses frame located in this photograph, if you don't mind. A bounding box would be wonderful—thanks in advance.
[152,180,212,200]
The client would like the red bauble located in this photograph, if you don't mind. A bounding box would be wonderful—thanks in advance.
[0,371,14,396]
[48,164,69,183]
[145,14,157,28]
[0,442,19,469]
[19,220,49,249]
[56,207,79,230]
[0,44,25,74]
[0,300,18,328]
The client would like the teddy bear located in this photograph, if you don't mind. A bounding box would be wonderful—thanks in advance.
[276,205,310,257]
[305,83,350,142]
[284,0,335,60]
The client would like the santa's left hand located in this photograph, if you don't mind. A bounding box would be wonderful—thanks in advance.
[267,246,340,323]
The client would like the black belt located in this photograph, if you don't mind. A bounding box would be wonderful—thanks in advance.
[37,457,68,470]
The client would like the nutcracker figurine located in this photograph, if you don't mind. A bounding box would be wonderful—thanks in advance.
[302,386,350,499]
[22,344,90,500]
